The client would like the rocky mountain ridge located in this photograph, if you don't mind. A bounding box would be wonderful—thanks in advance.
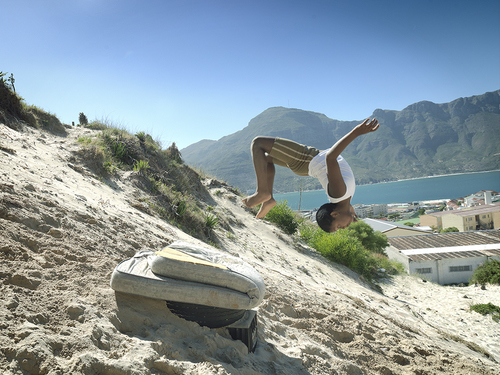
[182,90,500,193]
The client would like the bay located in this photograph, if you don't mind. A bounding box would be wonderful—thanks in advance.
[274,170,500,211]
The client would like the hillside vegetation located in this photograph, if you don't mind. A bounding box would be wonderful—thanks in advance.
[2,74,500,374]
[182,90,500,193]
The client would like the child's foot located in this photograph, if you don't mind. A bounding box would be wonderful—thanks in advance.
[242,191,272,208]
[256,198,276,219]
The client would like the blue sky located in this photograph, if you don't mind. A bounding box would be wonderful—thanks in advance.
[3,0,499,149]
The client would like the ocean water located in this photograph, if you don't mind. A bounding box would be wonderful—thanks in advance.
[274,170,500,211]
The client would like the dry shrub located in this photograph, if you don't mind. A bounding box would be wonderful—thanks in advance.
[0,80,24,130]
[1,78,65,135]
[23,106,66,135]
[0,80,23,119]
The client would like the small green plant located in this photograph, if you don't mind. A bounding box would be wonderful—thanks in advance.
[135,131,146,142]
[204,212,219,230]
[103,161,118,174]
[470,259,500,285]
[165,142,183,164]
[77,136,93,145]
[7,73,15,92]
[265,200,301,235]
[133,160,150,173]
[111,140,127,161]
[149,178,163,195]
[470,303,500,323]
[175,200,187,218]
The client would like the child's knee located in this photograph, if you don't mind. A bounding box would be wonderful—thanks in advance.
[251,137,273,153]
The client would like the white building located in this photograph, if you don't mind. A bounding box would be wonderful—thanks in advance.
[354,204,388,218]
[464,190,496,207]
[386,230,500,285]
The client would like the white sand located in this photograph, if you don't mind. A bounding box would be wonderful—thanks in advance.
[0,123,498,374]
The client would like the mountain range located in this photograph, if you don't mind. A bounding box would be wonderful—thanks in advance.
[181,90,500,193]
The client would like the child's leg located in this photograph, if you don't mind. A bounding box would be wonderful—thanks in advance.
[254,155,277,218]
[244,136,318,218]
[242,137,276,210]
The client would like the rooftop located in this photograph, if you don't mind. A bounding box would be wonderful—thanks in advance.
[363,218,430,234]
[388,230,500,261]
[402,248,500,262]
[424,203,500,217]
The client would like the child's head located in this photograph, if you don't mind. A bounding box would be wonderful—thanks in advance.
[316,203,358,232]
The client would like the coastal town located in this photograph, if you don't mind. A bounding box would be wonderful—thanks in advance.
[352,189,500,233]
[341,190,500,287]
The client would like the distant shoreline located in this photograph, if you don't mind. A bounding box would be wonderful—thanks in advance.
[386,169,500,184]
[274,170,499,209]
[275,170,500,194]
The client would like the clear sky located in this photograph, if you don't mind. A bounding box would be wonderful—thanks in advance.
[3,0,499,149]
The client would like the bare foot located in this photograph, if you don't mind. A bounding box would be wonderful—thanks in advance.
[242,191,272,208]
[256,198,276,219]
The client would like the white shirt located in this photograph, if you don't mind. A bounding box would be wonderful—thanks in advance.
[308,150,355,203]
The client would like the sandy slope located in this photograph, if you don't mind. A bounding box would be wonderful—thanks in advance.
[0,123,499,375]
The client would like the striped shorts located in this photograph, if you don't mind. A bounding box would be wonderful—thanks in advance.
[268,138,321,176]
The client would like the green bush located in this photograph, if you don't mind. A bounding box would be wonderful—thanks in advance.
[470,259,500,285]
[298,220,322,243]
[299,221,403,280]
[79,112,88,125]
[265,200,301,235]
[308,229,375,280]
[346,221,389,255]
[371,253,406,275]
[470,302,500,323]
[440,227,459,233]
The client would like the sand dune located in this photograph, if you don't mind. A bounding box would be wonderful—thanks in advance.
[0,123,498,374]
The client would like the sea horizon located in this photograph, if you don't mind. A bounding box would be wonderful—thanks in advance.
[275,169,500,195]
[372,169,500,184]
[273,170,500,210]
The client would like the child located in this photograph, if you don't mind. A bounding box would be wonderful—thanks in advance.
[242,118,379,232]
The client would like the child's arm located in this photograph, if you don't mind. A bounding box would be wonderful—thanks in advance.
[325,118,379,198]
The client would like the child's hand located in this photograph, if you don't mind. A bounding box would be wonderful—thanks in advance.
[356,118,380,135]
